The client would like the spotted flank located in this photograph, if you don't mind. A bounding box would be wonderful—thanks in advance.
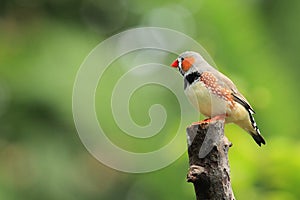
[199,72,233,102]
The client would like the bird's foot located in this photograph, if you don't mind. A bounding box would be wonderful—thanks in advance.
[191,115,226,125]
[192,118,210,125]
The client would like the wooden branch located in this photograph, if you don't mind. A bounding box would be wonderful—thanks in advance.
[186,120,235,200]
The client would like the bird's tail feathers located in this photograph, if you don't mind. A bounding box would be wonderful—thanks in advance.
[248,114,266,146]
[250,130,266,146]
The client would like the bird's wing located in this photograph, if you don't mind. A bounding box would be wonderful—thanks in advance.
[199,69,255,113]
[215,71,255,114]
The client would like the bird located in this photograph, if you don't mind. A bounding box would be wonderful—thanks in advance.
[170,51,266,146]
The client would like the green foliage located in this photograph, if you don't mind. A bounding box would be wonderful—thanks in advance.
[1,0,300,199]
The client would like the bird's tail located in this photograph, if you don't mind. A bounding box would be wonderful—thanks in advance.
[248,114,266,146]
[250,129,266,146]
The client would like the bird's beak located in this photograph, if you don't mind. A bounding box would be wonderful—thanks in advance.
[171,59,178,68]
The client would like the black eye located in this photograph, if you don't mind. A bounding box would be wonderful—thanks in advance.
[178,57,184,62]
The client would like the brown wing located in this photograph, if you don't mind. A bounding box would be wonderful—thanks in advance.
[199,71,232,101]
[216,71,255,113]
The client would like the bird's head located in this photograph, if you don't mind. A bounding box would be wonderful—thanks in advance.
[171,51,204,76]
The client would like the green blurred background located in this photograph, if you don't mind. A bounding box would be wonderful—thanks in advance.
[1,0,300,199]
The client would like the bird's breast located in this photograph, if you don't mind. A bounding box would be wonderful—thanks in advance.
[184,81,231,117]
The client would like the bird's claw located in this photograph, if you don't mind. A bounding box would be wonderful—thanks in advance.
[192,115,226,125]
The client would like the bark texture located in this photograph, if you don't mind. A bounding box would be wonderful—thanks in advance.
[186,120,235,200]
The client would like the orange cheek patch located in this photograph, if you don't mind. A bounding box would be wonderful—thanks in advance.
[182,57,195,71]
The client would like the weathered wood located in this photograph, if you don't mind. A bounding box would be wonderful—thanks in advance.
[186,120,235,200]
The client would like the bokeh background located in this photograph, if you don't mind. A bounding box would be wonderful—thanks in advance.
[1,0,300,199]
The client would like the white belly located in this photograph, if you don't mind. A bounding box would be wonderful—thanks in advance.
[184,82,229,117]
[185,82,251,126]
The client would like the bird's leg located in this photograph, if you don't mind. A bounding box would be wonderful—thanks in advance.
[210,114,226,121]
[192,114,226,125]
[192,118,211,125]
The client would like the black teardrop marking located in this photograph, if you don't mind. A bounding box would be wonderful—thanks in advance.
[185,71,201,85]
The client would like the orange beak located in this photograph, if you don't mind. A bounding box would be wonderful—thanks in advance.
[171,59,178,68]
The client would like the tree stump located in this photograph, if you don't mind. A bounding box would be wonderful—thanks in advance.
[186,120,235,200]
